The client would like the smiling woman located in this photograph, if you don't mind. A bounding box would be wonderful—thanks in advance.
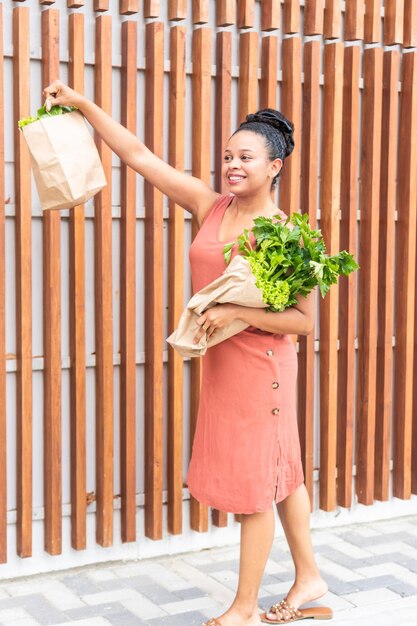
[41,78,329,626]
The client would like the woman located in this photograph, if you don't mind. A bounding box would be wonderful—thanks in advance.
[43,80,331,625]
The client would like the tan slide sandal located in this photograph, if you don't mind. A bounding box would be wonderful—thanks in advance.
[261,599,333,623]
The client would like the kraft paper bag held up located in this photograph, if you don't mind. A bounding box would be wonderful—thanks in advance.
[21,109,107,211]
[167,255,268,358]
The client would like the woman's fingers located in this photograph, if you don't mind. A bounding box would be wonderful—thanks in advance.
[42,80,83,108]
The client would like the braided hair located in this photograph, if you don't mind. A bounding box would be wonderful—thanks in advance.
[233,109,295,189]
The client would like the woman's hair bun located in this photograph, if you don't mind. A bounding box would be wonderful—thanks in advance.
[244,109,295,157]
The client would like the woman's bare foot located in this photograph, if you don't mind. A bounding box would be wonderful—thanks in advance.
[265,576,328,622]
[205,603,261,626]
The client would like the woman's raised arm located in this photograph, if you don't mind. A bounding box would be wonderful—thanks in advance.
[43,80,219,221]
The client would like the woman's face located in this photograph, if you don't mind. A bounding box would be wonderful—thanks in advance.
[222,130,282,195]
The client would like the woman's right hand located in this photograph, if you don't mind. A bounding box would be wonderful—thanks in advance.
[42,80,85,111]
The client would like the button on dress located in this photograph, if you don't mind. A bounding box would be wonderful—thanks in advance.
[186,194,305,514]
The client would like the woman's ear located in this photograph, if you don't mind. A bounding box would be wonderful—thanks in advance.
[269,157,283,179]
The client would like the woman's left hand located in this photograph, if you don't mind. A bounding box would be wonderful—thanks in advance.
[194,304,239,344]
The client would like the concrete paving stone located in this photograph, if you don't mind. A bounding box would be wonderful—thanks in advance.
[342,587,401,607]
[363,552,417,573]
[268,547,293,562]
[387,581,417,598]
[351,524,383,538]
[160,595,218,615]
[97,574,181,604]
[2,618,41,626]
[81,589,140,607]
[105,610,144,625]
[4,580,84,611]
[0,591,10,601]
[119,594,168,621]
[310,531,344,547]
[64,601,127,621]
[323,539,374,560]
[85,568,119,584]
[0,608,30,622]
[315,555,364,582]
[349,574,400,591]
[210,570,239,591]
[403,534,417,548]
[314,545,370,570]
[263,560,289,576]
[0,594,69,625]
[321,574,361,596]
[174,587,209,601]
[167,561,235,605]
[61,575,102,597]
[51,619,109,626]
[145,610,207,626]
[199,559,239,574]
[356,563,417,587]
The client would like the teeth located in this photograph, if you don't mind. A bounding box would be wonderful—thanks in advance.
[229,176,244,181]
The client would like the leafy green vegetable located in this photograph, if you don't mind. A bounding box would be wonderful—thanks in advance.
[223,212,359,312]
[18,104,77,129]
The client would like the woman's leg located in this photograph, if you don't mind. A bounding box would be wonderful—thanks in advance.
[212,507,275,626]
[266,483,327,621]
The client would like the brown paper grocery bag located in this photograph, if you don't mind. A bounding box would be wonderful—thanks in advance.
[167,255,267,358]
[22,110,107,211]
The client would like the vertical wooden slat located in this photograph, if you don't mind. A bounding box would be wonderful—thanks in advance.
[41,8,62,556]
[167,25,185,536]
[238,32,258,124]
[215,32,232,201]
[94,14,114,547]
[298,40,320,506]
[319,42,343,512]
[355,48,383,505]
[394,52,417,500]
[344,0,364,40]
[261,0,280,31]
[337,45,360,508]
[120,20,137,543]
[260,36,278,109]
[217,0,236,26]
[13,5,32,559]
[94,0,109,11]
[304,0,324,35]
[120,0,138,15]
[324,0,342,39]
[190,27,211,533]
[144,0,160,18]
[374,51,399,502]
[68,12,87,551]
[0,2,6,565]
[212,30,232,529]
[40,1,56,5]
[168,0,187,21]
[403,0,417,48]
[238,0,255,28]
[384,0,404,44]
[283,0,300,34]
[193,0,209,24]
[68,1,85,8]
[144,21,164,540]
[364,0,382,43]
[279,37,302,216]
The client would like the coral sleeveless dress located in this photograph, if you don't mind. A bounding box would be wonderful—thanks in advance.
[186,194,304,514]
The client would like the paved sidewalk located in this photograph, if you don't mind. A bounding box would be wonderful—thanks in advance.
[1,516,417,625]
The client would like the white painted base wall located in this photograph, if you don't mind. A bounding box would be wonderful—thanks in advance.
[2,491,417,582]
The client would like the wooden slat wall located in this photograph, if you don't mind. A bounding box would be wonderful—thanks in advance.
[94,15,114,547]
[13,5,33,559]
[120,19,137,543]
[190,27,211,533]
[3,0,417,567]
[355,48,383,505]
[41,8,62,556]
[319,42,344,512]
[68,11,87,551]
[337,45,360,508]
[144,21,164,540]
[393,51,417,500]
[375,50,399,502]
[0,1,5,565]
[298,40,320,505]
[168,25,185,536]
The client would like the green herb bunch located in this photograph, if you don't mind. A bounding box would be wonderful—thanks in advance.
[223,213,358,312]
[18,104,77,130]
